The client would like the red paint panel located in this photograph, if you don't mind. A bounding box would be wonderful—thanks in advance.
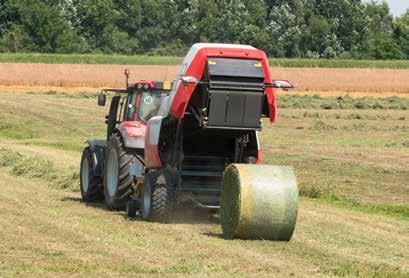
[256,149,262,164]
[144,119,162,168]
[169,47,278,123]
[120,121,146,137]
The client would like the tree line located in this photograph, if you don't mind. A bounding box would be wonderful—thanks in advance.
[0,0,409,59]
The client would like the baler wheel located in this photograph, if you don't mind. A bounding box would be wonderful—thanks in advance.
[141,170,175,223]
[220,164,298,241]
[103,133,139,210]
[80,147,103,202]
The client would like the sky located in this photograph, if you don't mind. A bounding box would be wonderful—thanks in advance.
[368,0,409,17]
[386,0,409,17]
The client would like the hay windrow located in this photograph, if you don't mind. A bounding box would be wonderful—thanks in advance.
[0,148,79,191]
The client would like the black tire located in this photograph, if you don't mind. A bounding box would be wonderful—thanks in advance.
[103,133,138,210]
[141,170,176,222]
[80,147,103,202]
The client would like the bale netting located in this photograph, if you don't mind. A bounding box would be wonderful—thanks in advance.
[220,164,298,240]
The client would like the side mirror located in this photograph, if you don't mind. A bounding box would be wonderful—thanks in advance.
[98,94,106,106]
[271,80,295,90]
[181,76,199,85]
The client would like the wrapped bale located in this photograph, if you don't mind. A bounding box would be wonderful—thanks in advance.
[220,164,298,240]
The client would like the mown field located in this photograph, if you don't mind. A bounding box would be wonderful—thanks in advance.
[2,53,409,68]
[0,92,408,277]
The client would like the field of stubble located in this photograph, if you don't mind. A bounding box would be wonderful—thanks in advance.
[0,91,408,277]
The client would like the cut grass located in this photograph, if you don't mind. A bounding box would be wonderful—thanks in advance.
[2,52,409,68]
[277,94,409,110]
[0,91,408,276]
[0,169,408,277]
[0,148,79,191]
[322,194,409,221]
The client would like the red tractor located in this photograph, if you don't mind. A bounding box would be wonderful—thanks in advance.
[80,73,172,209]
[80,43,297,240]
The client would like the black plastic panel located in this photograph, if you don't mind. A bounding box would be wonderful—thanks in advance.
[226,92,245,127]
[243,93,262,127]
[207,58,264,78]
[207,89,263,129]
[207,91,227,127]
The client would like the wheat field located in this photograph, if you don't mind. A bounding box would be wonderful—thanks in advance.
[1,63,409,97]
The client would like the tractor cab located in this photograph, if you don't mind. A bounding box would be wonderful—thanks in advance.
[123,81,172,123]
[97,73,172,146]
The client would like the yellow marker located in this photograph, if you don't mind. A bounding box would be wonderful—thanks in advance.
[163,81,171,90]
[208,60,217,65]
[254,62,262,68]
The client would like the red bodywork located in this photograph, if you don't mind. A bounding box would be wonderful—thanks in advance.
[169,47,277,123]
[120,121,146,137]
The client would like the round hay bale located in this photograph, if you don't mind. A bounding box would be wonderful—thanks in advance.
[220,164,298,240]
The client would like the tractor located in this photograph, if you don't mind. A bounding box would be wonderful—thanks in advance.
[80,43,298,239]
[80,73,172,209]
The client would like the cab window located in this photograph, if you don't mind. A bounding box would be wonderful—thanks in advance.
[139,91,167,122]
[124,91,137,121]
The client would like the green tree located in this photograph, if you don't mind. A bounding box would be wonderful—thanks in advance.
[2,0,87,53]
[71,0,137,54]
[363,1,404,59]
[394,9,409,59]
[317,0,368,56]
[267,0,305,57]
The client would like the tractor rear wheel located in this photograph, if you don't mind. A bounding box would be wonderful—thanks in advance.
[141,170,175,222]
[80,147,103,202]
[103,133,138,210]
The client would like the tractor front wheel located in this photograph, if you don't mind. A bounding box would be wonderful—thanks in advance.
[103,134,137,210]
[141,170,175,222]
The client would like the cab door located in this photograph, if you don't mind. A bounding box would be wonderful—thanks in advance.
[123,90,138,121]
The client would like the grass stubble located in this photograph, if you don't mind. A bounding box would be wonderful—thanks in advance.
[0,92,408,277]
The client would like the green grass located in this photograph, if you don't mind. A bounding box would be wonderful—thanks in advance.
[270,58,409,69]
[2,52,409,68]
[0,53,182,65]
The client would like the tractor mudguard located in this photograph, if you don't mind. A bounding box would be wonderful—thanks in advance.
[144,116,164,168]
[116,125,145,149]
[85,140,106,177]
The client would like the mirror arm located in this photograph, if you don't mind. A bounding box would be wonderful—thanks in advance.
[265,82,296,89]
